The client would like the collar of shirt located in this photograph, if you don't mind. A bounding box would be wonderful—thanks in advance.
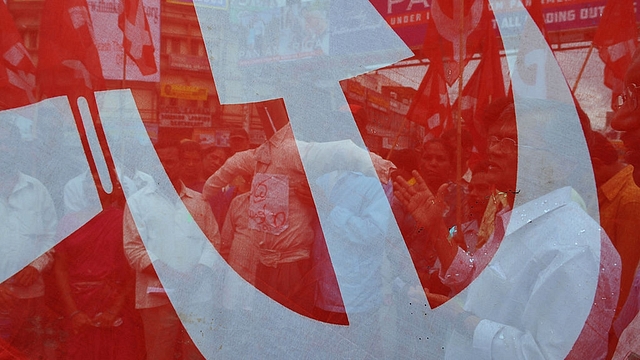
[10,172,35,195]
[255,123,293,165]
[600,165,635,203]
[503,186,582,237]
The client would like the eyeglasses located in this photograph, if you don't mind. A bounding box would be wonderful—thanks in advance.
[615,83,640,111]
[488,135,517,150]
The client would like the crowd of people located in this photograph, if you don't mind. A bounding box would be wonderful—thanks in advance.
[3,51,640,360]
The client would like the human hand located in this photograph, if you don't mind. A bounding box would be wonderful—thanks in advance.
[70,311,92,333]
[394,171,446,226]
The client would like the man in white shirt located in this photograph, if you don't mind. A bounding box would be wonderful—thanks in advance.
[0,121,57,358]
[124,139,221,360]
[395,100,619,359]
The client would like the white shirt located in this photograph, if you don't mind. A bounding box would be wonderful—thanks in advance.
[444,187,604,360]
[314,171,388,314]
[0,172,57,298]
[124,172,220,308]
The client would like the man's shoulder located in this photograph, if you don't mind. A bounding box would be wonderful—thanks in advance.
[507,187,602,250]
[16,172,51,195]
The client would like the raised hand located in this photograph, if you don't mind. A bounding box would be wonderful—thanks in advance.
[394,170,447,227]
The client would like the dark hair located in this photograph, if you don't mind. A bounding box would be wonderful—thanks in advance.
[482,97,515,133]
[154,138,180,152]
[422,137,455,163]
[179,139,202,158]
[441,127,473,150]
[202,145,228,157]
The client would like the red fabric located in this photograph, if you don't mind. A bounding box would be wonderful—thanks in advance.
[55,208,140,360]
[409,0,496,138]
[56,209,130,284]
[405,59,451,137]
[37,0,105,99]
[566,231,621,360]
[119,0,157,76]
[592,0,638,107]
[407,7,452,137]
[0,338,27,360]
[37,0,122,208]
[451,19,505,154]
[0,1,37,110]
[422,0,490,86]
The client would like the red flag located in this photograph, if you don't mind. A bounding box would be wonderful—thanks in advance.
[37,0,105,99]
[451,19,505,152]
[406,58,452,138]
[592,0,638,106]
[0,1,37,110]
[423,0,489,86]
[119,0,157,76]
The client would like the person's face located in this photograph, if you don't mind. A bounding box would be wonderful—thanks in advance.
[180,150,202,183]
[486,114,518,193]
[157,147,181,184]
[419,142,452,189]
[203,149,227,176]
[612,58,640,184]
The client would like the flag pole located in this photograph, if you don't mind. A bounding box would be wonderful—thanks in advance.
[385,116,408,160]
[454,0,465,246]
[572,43,594,93]
[122,53,127,89]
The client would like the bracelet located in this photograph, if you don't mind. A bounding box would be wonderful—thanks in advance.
[69,310,81,318]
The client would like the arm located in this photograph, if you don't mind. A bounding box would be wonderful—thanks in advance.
[52,250,92,331]
[91,271,135,328]
[15,185,58,287]
[203,150,255,200]
[26,184,58,275]
[193,197,221,269]
[612,200,640,307]
[123,205,154,275]
[218,198,238,260]
[394,171,458,270]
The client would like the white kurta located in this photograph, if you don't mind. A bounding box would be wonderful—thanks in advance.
[444,187,605,360]
[0,172,57,298]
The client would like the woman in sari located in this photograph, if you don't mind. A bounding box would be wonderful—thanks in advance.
[54,206,142,359]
